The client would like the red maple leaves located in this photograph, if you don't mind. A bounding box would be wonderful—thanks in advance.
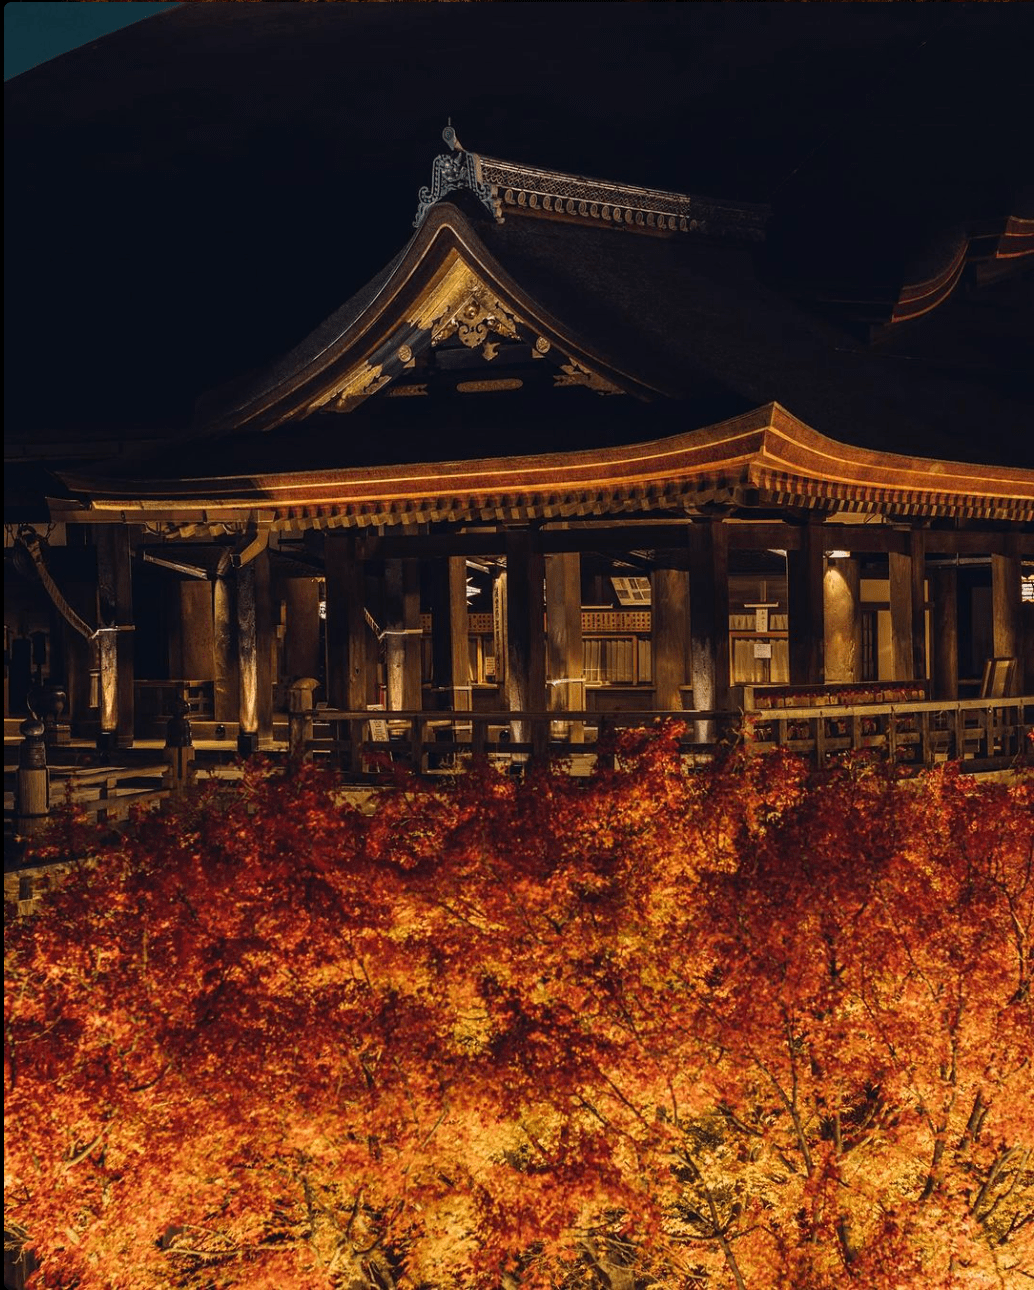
[5,729,1032,1287]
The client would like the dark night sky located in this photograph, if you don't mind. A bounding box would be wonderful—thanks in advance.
[4,3,1032,449]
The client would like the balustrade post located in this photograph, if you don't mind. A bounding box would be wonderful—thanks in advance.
[16,717,49,838]
[164,698,195,792]
[288,677,320,765]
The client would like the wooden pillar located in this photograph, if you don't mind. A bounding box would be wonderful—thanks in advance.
[823,555,861,684]
[689,520,730,739]
[991,550,1021,694]
[788,521,824,686]
[652,560,689,711]
[254,549,274,746]
[179,581,215,680]
[545,552,584,740]
[889,530,926,682]
[930,564,959,701]
[95,525,135,747]
[505,530,546,755]
[235,551,274,753]
[62,527,97,738]
[284,577,322,683]
[213,576,238,725]
[236,560,259,755]
[383,559,422,712]
[325,531,374,711]
[430,557,470,712]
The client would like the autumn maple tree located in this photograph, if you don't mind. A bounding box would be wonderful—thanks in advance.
[5,728,1033,1288]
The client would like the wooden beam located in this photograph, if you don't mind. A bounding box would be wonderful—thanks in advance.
[506,530,546,755]
[788,521,824,685]
[545,552,584,740]
[652,560,689,710]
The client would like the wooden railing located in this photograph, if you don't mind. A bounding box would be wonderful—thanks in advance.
[49,763,173,823]
[303,708,739,773]
[742,696,1032,769]
[298,698,1032,775]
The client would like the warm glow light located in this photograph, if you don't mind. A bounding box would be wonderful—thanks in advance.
[825,549,851,559]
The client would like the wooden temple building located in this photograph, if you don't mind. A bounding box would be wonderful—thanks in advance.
[6,129,1034,771]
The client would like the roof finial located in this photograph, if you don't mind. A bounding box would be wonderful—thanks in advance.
[442,121,461,152]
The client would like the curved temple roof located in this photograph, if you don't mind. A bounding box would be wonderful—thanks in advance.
[55,404,1034,536]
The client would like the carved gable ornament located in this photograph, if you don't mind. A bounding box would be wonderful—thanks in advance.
[305,263,625,415]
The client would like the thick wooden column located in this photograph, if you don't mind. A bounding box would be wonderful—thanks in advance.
[930,564,959,700]
[179,581,215,681]
[236,560,260,755]
[284,576,321,683]
[61,526,97,738]
[95,525,135,746]
[430,557,471,712]
[234,549,273,754]
[325,532,373,713]
[788,521,824,686]
[506,530,546,755]
[823,555,861,684]
[889,530,926,682]
[383,558,423,712]
[652,560,689,711]
[689,521,730,738]
[991,550,1021,694]
[545,552,584,740]
[213,576,238,726]
[254,549,274,746]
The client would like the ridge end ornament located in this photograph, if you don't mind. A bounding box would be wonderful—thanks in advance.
[414,125,500,227]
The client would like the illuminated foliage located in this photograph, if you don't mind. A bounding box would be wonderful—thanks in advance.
[5,729,1033,1287]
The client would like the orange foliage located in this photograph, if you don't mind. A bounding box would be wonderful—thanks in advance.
[5,728,1033,1287]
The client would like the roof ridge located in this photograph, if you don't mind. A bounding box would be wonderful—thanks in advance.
[414,126,769,242]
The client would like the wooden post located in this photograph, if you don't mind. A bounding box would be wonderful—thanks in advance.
[325,532,372,773]
[288,677,320,764]
[930,564,959,701]
[179,580,215,681]
[213,576,238,726]
[383,559,422,713]
[61,525,96,737]
[95,525,135,747]
[284,577,322,684]
[430,557,470,713]
[788,521,824,686]
[545,552,584,741]
[823,555,861,684]
[253,549,274,747]
[992,548,1021,694]
[652,560,689,712]
[16,717,49,838]
[889,530,926,683]
[505,530,546,756]
[236,560,260,756]
[163,699,195,791]
[689,520,730,742]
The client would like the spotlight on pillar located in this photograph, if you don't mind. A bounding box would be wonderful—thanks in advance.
[825,549,851,560]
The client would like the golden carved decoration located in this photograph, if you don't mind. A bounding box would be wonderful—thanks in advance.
[554,359,623,396]
[456,378,524,394]
[397,344,413,363]
[534,336,551,355]
[431,283,521,359]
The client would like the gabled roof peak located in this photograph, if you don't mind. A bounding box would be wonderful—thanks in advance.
[414,127,769,242]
